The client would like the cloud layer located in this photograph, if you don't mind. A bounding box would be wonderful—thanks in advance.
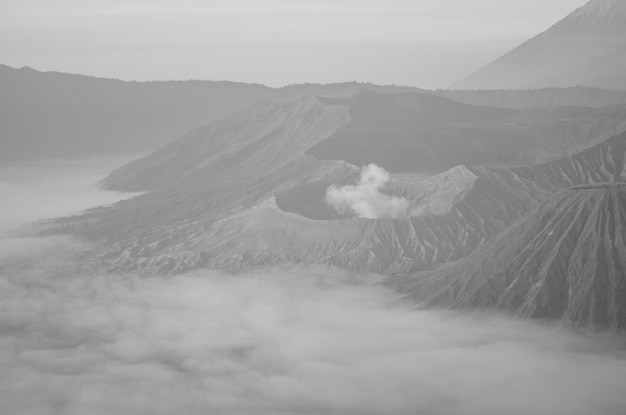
[325,164,411,219]
[3,249,626,415]
[0,157,138,237]
[2,159,626,415]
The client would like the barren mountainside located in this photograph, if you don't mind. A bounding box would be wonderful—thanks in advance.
[104,90,626,190]
[397,184,626,329]
[48,92,626,281]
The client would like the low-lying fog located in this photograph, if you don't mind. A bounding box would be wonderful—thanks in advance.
[2,159,626,415]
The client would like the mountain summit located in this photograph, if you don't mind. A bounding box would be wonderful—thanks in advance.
[453,0,626,90]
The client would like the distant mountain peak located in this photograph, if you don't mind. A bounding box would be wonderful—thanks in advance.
[452,0,626,90]
[585,0,621,12]
[566,0,626,31]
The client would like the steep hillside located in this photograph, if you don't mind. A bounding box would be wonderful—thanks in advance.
[532,44,626,89]
[398,184,626,329]
[59,130,626,275]
[453,0,626,90]
[47,89,626,275]
[306,90,626,173]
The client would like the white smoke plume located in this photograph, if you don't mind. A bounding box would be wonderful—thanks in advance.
[325,164,410,219]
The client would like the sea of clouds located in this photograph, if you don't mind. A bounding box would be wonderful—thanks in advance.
[2,159,626,415]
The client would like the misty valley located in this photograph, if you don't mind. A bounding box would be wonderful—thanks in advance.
[3,0,626,414]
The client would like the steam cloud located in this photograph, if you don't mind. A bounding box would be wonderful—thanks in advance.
[2,161,626,415]
[325,164,410,219]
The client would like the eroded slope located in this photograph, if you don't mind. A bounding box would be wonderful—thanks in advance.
[52,94,626,276]
[397,184,626,329]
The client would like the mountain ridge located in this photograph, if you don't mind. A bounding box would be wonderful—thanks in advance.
[45,90,626,279]
[6,63,626,162]
[100,90,626,191]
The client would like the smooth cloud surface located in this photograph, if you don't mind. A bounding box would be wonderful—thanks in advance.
[2,160,626,415]
[325,164,411,219]
[3,253,626,415]
[0,157,139,236]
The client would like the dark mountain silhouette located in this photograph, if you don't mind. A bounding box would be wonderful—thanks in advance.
[0,64,428,161]
[5,64,626,161]
[453,0,626,90]
[0,64,276,160]
[398,183,626,329]
[307,90,626,174]
[99,90,626,192]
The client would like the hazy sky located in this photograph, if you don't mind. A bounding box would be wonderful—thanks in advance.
[1,0,588,87]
